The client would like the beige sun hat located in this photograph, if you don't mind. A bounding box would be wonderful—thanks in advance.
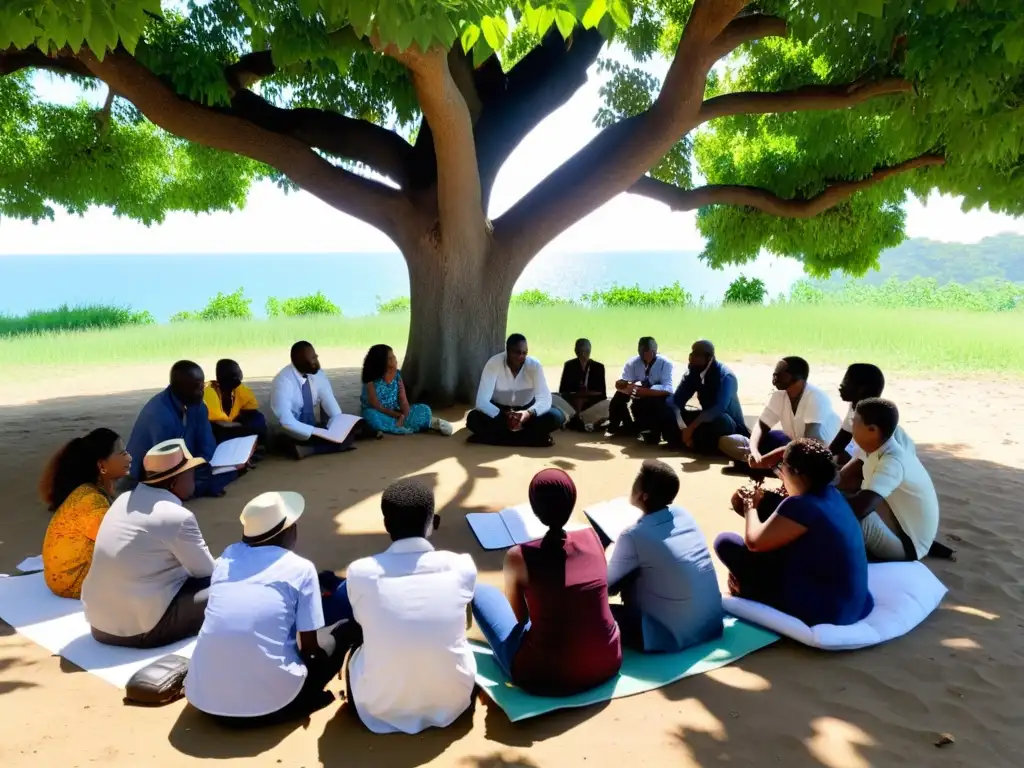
[141,438,207,485]
[240,491,305,543]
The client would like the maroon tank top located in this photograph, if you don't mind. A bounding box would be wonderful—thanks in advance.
[512,528,622,696]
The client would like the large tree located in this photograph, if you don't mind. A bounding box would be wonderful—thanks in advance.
[2,1,1022,402]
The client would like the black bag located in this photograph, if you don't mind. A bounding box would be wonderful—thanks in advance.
[124,654,189,706]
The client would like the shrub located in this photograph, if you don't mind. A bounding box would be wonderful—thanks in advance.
[170,288,252,322]
[266,292,341,318]
[0,304,154,337]
[376,296,411,313]
[723,276,767,305]
[785,277,1024,311]
[583,282,692,308]
[510,289,574,307]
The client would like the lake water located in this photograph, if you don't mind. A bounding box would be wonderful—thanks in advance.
[0,251,804,320]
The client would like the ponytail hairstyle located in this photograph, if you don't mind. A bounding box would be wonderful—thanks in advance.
[39,428,120,511]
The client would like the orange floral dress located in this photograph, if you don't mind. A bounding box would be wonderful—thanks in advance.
[42,484,111,599]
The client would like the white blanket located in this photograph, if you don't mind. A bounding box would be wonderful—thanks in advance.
[0,572,195,689]
[723,561,947,651]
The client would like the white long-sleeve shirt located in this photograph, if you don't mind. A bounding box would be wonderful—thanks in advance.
[474,353,552,418]
[270,365,342,440]
[620,355,677,394]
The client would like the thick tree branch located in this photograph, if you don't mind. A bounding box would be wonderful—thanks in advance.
[77,48,409,236]
[629,154,946,218]
[1,45,91,78]
[496,0,747,264]
[699,77,913,123]
[224,50,275,91]
[707,14,788,61]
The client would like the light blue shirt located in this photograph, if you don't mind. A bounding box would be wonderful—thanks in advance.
[606,506,723,653]
[620,355,677,393]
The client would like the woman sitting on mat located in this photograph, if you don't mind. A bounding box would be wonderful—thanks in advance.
[715,438,874,627]
[40,428,132,599]
[471,468,622,697]
[360,344,453,436]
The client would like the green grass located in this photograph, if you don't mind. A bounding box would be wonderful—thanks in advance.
[2,305,1021,375]
[0,304,154,337]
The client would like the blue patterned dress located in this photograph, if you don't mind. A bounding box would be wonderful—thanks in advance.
[360,372,432,434]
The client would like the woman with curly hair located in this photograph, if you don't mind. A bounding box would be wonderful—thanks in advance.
[359,344,452,436]
[715,438,873,627]
[40,428,132,599]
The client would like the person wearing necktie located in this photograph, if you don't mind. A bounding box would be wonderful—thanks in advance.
[607,337,677,443]
[270,341,364,460]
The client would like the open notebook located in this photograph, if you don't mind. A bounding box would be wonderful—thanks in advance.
[466,504,589,550]
[583,497,641,545]
[210,435,258,475]
[312,414,362,444]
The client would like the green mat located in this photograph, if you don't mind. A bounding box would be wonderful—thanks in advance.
[473,616,779,722]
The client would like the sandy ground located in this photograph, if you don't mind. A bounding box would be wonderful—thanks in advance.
[1,355,1023,768]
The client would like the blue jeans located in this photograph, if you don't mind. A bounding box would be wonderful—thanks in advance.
[319,573,356,626]
[471,583,531,677]
[193,466,238,498]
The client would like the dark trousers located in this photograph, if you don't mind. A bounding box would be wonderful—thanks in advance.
[466,408,564,447]
[193,465,238,498]
[667,409,743,454]
[608,392,667,438]
[714,532,786,607]
[275,420,367,458]
[211,410,268,445]
[91,576,211,649]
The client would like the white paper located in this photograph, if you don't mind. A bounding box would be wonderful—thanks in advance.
[314,414,362,444]
[210,435,257,469]
[500,503,550,545]
[584,498,640,544]
[16,555,44,573]
[466,512,515,550]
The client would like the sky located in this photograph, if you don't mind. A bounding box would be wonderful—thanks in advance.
[3,48,1024,259]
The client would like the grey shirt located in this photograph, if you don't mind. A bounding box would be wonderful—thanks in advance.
[607,506,723,652]
[82,484,215,637]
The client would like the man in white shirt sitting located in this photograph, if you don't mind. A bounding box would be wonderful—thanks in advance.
[271,340,365,459]
[345,480,477,734]
[607,337,676,443]
[83,439,215,649]
[838,398,940,562]
[721,356,841,473]
[829,363,916,466]
[466,333,564,447]
[186,491,356,726]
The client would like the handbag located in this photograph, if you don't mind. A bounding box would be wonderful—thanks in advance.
[123,654,189,706]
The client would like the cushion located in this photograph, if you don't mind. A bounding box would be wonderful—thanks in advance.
[124,654,190,706]
[722,561,947,650]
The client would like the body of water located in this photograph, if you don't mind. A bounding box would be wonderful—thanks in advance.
[0,251,804,320]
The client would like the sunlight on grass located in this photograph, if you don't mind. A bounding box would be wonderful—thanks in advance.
[1,305,1021,375]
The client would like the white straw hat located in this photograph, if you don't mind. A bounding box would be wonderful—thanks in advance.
[142,438,207,485]
[240,491,305,542]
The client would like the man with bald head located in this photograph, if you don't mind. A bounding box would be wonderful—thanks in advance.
[125,360,240,498]
[665,340,749,455]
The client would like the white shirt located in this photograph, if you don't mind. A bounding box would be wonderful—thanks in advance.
[760,383,841,444]
[185,543,324,717]
[475,353,552,418]
[620,355,676,393]
[346,538,477,735]
[82,485,214,637]
[843,405,917,455]
[855,437,939,560]
[270,365,343,440]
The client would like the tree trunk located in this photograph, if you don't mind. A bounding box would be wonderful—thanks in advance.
[400,235,519,406]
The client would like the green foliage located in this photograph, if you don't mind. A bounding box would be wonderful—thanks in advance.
[0,303,153,337]
[583,282,692,308]
[782,276,1024,312]
[266,291,341,317]
[510,288,574,307]
[375,295,411,313]
[170,288,253,322]
[851,233,1024,286]
[724,276,767,305]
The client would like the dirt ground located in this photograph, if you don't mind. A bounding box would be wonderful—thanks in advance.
[1,354,1022,768]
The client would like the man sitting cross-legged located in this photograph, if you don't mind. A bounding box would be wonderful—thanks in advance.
[607,336,676,443]
[720,356,841,474]
[829,363,916,466]
[185,491,356,726]
[271,341,367,460]
[606,460,723,653]
[204,358,268,448]
[552,338,609,432]
[837,398,939,562]
[339,481,478,734]
[665,340,749,455]
[466,333,564,448]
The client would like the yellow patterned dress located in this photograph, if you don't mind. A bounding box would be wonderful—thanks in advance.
[42,484,111,599]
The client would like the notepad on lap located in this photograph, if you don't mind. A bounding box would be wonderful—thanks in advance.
[210,435,258,474]
[312,414,362,444]
[584,497,641,544]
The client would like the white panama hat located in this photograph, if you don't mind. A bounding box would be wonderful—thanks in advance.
[240,491,305,542]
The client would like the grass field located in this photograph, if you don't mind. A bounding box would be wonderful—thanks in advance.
[2,304,1021,375]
